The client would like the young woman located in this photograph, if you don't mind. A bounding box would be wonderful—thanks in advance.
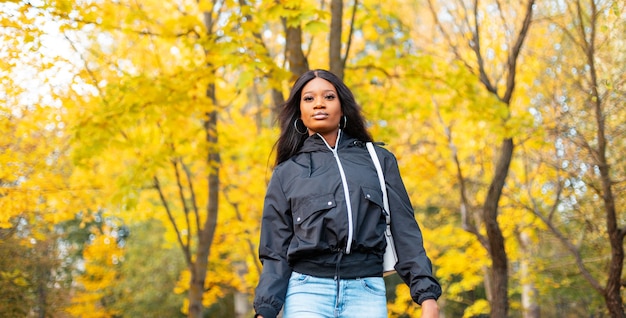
[254,69,441,318]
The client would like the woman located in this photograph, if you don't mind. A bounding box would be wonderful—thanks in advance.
[254,69,441,318]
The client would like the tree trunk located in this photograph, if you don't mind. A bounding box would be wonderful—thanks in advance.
[283,22,309,78]
[596,78,624,317]
[329,0,343,79]
[483,267,493,307]
[584,1,624,315]
[37,268,47,318]
[234,289,250,318]
[483,138,513,318]
[271,88,285,120]
[520,232,540,318]
[605,242,625,317]
[188,269,204,318]
[188,8,222,313]
[188,80,220,318]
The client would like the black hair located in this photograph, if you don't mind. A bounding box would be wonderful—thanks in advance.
[274,69,373,165]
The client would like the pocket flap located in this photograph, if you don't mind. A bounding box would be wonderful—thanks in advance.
[362,186,384,210]
[293,193,336,224]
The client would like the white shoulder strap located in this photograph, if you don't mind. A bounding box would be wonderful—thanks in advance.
[366,142,390,224]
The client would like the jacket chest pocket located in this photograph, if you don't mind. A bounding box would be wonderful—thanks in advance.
[362,187,386,215]
[293,193,336,226]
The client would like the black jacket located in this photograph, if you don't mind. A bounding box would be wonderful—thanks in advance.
[254,132,441,318]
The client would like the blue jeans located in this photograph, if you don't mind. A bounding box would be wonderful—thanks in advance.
[283,272,388,318]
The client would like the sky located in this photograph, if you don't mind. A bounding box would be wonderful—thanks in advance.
[1,1,89,118]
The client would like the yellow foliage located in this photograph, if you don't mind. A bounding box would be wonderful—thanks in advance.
[174,269,191,295]
[68,232,124,317]
[0,270,29,287]
[462,299,490,318]
[388,284,421,318]
[66,292,119,318]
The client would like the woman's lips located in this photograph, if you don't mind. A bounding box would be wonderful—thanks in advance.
[312,112,329,119]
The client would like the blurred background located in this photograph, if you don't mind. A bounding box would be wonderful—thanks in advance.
[1,0,624,317]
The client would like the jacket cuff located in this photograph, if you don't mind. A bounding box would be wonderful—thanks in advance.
[417,295,438,305]
[255,306,278,318]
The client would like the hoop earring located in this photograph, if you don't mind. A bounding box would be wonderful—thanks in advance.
[294,118,308,134]
[339,115,347,129]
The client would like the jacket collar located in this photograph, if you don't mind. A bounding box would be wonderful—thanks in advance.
[298,130,358,154]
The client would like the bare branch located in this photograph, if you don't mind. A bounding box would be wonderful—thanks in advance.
[172,157,192,249]
[341,0,359,72]
[433,97,488,247]
[470,0,499,96]
[502,0,535,104]
[426,0,476,74]
[182,161,202,237]
[494,0,508,34]
[222,186,263,276]
[61,33,106,102]
[154,176,192,265]
[519,194,604,293]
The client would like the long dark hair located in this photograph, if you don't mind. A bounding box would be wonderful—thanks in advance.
[274,69,373,166]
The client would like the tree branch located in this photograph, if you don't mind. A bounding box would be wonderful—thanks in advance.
[182,161,202,237]
[223,187,262,276]
[433,97,487,247]
[426,0,476,74]
[519,195,604,293]
[470,0,499,96]
[153,176,191,265]
[341,0,359,72]
[172,157,192,249]
[502,0,535,104]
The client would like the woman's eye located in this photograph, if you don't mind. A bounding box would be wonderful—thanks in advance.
[325,94,336,100]
[303,96,314,102]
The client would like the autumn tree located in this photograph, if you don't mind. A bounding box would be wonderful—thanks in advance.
[29,0,273,316]
[425,0,536,316]
[0,2,87,316]
[518,0,626,316]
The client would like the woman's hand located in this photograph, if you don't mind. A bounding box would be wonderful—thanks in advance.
[420,299,439,318]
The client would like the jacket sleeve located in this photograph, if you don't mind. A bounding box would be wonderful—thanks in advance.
[381,149,442,305]
[253,169,294,318]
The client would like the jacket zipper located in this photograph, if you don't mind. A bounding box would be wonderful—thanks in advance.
[318,130,354,254]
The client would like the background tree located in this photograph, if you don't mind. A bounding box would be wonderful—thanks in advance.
[424,0,536,316]
[36,0,264,316]
[108,220,186,317]
[0,2,86,316]
[518,0,626,316]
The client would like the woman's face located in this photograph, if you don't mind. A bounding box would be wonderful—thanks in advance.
[299,77,342,138]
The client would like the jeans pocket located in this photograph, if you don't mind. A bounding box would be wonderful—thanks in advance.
[288,271,310,288]
[360,277,386,296]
